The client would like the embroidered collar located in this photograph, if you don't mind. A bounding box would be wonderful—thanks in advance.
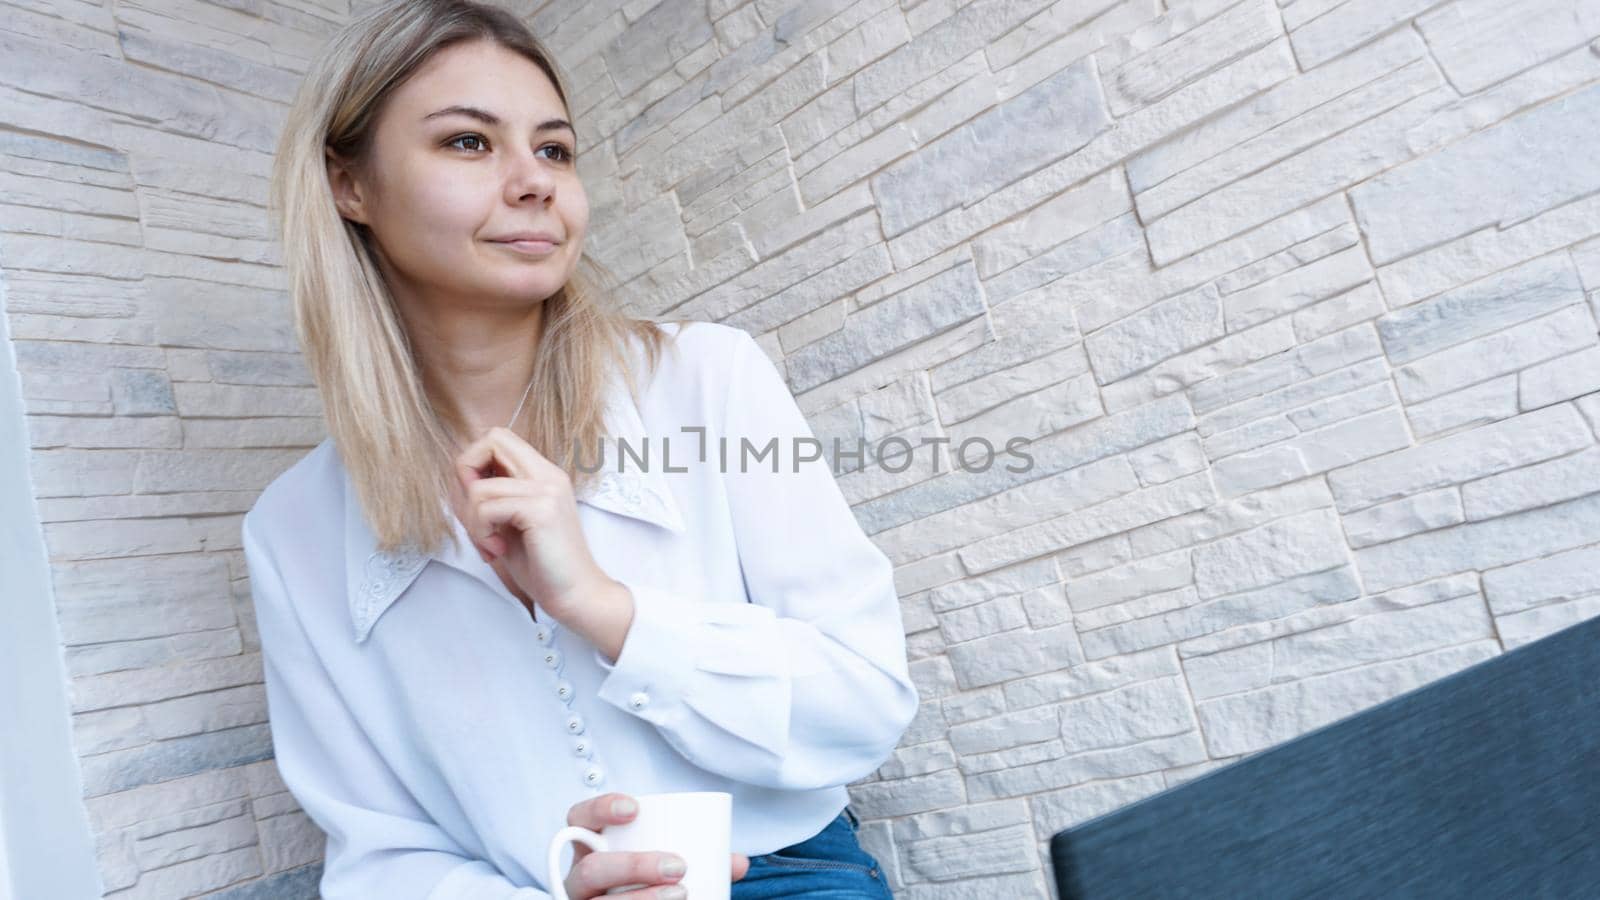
[342,371,686,644]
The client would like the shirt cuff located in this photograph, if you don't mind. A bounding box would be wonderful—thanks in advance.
[593,579,787,725]
[593,579,701,726]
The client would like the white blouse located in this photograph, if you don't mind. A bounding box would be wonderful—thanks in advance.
[241,320,920,899]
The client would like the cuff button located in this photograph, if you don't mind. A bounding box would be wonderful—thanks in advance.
[628,691,650,710]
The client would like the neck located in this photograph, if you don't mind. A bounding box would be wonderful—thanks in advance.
[396,296,548,444]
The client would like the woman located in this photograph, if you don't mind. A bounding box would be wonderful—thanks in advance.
[245,1,919,898]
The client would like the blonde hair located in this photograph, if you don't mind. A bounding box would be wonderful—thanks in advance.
[269,0,685,555]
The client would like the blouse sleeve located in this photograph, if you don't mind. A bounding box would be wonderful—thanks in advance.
[591,328,920,791]
[243,518,552,900]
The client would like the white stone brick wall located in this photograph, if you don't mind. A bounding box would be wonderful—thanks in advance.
[4,0,1599,898]
[3,1,387,896]
[564,0,1600,896]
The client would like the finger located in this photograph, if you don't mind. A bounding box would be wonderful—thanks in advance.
[464,521,507,562]
[486,425,555,480]
[462,482,545,559]
[473,495,556,558]
[563,793,637,870]
[465,474,537,503]
[609,889,686,900]
[459,426,550,484]
[568,793,639,830]
[453,444,505,533]
[454,429,505,483]
[731,852,750,882]
[464,480,536,559]
[480,531,508,560]
[464,473,551,526]
[449,478,502,560]
[567,850,685,899]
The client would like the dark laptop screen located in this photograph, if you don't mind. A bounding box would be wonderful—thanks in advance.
[1050,614,1600,899]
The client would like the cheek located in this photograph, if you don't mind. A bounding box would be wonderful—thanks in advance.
[373,155,482,247]
[562,175,589,229]
[408,171,486,239]
[563,194,590,250]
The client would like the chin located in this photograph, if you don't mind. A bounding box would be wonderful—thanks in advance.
[500,275,566,303]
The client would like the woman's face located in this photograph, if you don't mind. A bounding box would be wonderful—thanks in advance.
[328,39,587,312]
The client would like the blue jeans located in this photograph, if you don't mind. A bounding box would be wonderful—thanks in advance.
[733,806,894,898]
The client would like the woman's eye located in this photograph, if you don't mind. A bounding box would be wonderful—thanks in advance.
[445,136,571,163]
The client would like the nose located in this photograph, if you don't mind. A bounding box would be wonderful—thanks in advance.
[505,147,556,204]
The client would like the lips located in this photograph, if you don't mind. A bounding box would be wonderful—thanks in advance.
[490,235,560,257]
[490,232,561,244]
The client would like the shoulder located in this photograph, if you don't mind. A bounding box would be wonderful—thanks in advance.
[646,318,754,368]
[632,318,760,396]
[625,319,777,440]
[242,437,342,557]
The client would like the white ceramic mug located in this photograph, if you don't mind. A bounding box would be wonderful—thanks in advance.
[547,791,732,900]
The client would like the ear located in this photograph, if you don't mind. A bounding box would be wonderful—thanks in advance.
[325,148,370,225]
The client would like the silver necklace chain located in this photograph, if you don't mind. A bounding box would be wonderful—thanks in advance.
[449,371,537,453]
[505,370,536,431]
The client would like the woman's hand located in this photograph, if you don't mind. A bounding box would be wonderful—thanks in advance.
[563,793,751,899]
[453,425,613,620]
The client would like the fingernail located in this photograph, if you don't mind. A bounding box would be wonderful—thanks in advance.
[660,886,685,900]
[659,857,685,878]
[611,797,636,816]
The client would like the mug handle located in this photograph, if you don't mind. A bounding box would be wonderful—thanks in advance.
[547,825,608,900]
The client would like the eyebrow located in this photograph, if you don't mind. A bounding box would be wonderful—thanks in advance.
[422,105,574,136]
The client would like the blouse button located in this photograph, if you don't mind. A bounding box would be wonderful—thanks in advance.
[555,679,575,703]
[565,712,585,735]
[629,691,650,710]
[533,624,555,645]
[542,649,563,669]
[583,764,606,787]
[571,736,593,758]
